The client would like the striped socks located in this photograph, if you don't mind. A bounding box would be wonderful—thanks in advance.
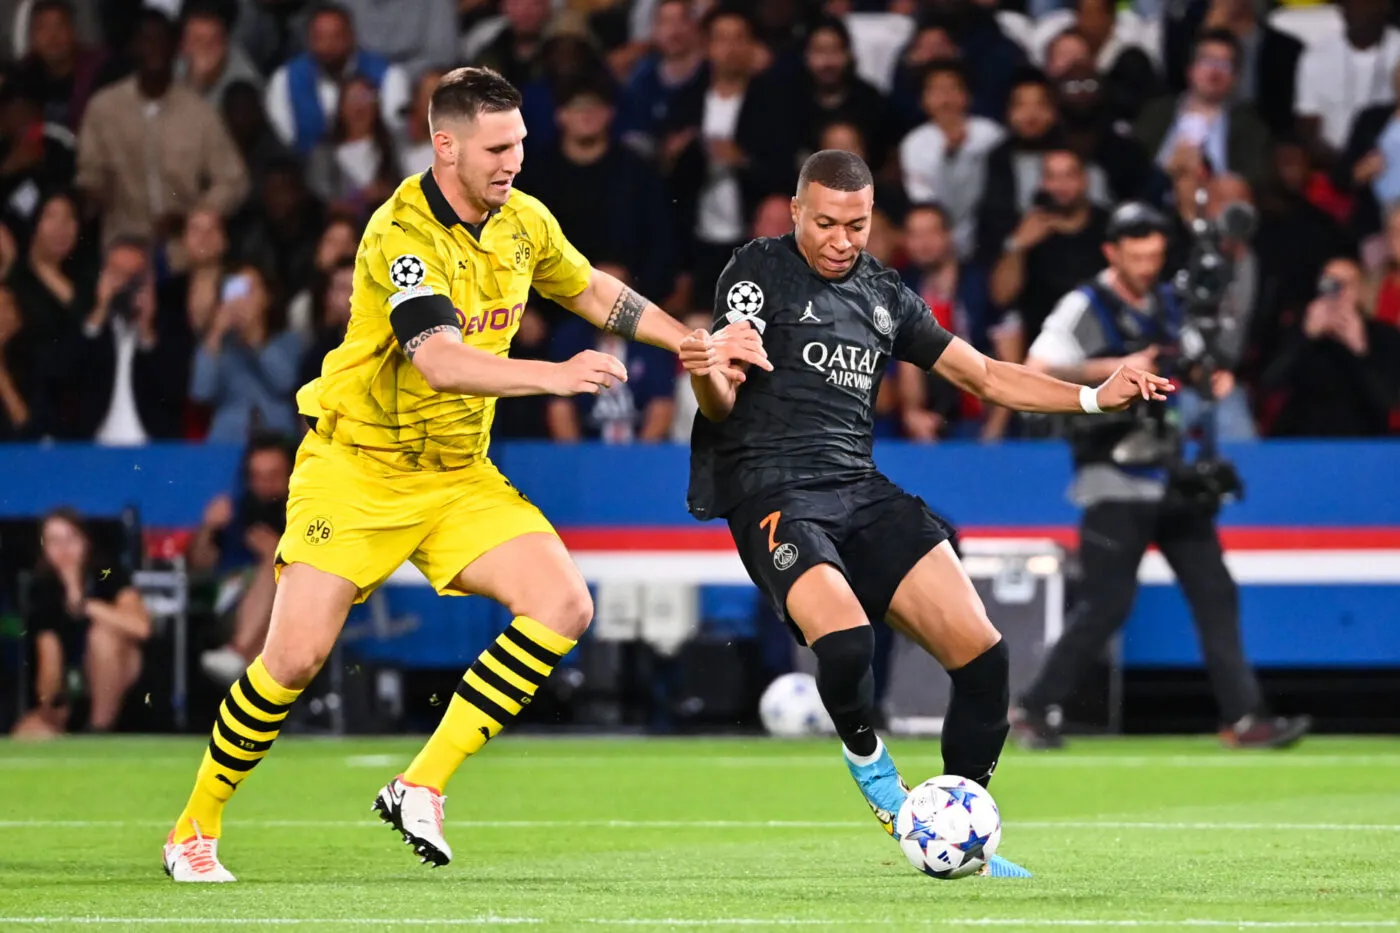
[403,616,575,791]
[172,656,301,841]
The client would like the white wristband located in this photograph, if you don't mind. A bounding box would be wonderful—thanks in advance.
[1079,384,1102,414]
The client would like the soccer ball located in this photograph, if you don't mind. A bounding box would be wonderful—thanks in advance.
[758,672,833,738]
[895,774,1002,879]
[390,254,426,289]
[726,280,764,316]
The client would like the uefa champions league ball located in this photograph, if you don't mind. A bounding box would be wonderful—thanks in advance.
[895,775,1002,879]
[758,672,833,738]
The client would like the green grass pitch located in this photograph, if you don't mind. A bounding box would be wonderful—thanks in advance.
[3,735,1399,931]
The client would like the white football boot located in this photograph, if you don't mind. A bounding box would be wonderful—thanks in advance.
[162,822,237,882]
[373,775,452,867]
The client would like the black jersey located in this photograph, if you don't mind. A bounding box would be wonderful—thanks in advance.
[687,235,954,520]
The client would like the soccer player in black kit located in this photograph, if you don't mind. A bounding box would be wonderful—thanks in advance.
[680,151,1171,878]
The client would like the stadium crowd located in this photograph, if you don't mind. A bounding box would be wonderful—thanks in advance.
[0,0,1398,453]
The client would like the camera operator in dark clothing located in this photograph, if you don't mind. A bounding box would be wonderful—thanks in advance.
[1010,202,1311,751]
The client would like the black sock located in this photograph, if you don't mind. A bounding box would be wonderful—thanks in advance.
[811,626,879,757]
[943,639,1010,787]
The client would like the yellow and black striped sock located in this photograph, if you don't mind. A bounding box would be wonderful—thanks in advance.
[172,655,301,840]
[404,616,575,791]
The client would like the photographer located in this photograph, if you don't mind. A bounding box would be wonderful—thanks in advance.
[1010,202,1311,751]
[1263,258,1400,437]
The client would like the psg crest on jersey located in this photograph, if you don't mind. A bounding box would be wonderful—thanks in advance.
[873,305,892,335]
[727,280,764,316]
[390,254,427,290]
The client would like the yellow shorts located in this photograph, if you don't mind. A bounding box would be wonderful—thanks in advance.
[276,432,555,602]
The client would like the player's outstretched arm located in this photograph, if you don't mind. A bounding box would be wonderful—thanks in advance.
[407,327,627,398]
[679,322,765,422]
[560,268,769,371]
[931,337,1173,414]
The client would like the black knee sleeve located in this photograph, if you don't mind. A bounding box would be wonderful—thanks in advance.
[943,639,1011,787]
[810,626,879,757]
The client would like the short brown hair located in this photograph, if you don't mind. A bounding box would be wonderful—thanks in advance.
[429,67,523,130]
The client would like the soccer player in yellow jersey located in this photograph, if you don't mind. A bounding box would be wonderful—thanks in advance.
[161,66,769,882]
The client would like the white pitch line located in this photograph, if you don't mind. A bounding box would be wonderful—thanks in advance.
[2,752,1400,770]
[1,818,1398,832]
[0,919,1394,929]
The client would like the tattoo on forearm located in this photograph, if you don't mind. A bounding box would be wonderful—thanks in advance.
[603,286,646,340]
[403,325,461,360]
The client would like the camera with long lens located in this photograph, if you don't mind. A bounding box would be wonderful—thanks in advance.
[1161,187,1255,508]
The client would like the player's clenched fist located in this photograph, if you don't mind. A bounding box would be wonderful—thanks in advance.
[1093,364,1174,411]
[550,349,628,396]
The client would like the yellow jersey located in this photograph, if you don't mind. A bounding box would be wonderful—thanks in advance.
[297,169,592,472]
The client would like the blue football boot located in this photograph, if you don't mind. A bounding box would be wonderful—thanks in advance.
[843,739,909,837]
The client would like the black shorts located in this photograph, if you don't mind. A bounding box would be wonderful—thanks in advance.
[726,473,955,645]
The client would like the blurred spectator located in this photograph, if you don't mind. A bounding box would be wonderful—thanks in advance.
[0,283,30,438]
[1042,25,1091,81]
[221,79,293,186]
[74,11,248,266]
[769,16,895,177]
[2,0,101,63]
[1252,140,1360,362]
[264,1,409,155]
[338,0,456,81]
[899,59,1004,261]
[1335,62,1400,240]
[397,67,444,176]
[5,190,90,434]
[1263,256,1400,436]
[1136,28,1272,193]
[494,305,554,439]
[750,192,793,238]
[0,77,77,232]
[286,210,358,337]
[1033,0,1160,73]
[664,4,776,313]
[305,74,401,218]
[189,262,305,443]
[10,507,150,738]
[297,255,352,390]
[1034,0,1160,121]
[518,29,615,156]
[991,147,1109,357]
[547,274,677,443]
[188,432,292,686]
[896,202,999,441]
[517,73,676,308]
[229,155,326,303]
[472,0,553,90]
[898,0,1027,124]
[155,206,227,356]
[1162,0,1301,141]
[10,0,112,130]
[617,0,705,160]
[231,0,314,76]
[978,68,1109,264]
[176,0,262,110]
[69,236,185,442]
[816,119,908,219]
[1052,56,1153,204]
[1296,0,1400,161]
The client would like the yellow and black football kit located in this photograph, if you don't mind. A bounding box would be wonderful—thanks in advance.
[277,169,594,600]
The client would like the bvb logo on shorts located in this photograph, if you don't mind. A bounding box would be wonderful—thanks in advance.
[304,516,334,547]
[773,542,799,571]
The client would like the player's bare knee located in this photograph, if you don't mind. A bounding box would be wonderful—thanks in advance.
[515,580,594,641]
[260,644,329,691]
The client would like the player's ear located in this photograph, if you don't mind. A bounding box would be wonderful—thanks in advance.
[432,128,456,165]
[789,196,799,227]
